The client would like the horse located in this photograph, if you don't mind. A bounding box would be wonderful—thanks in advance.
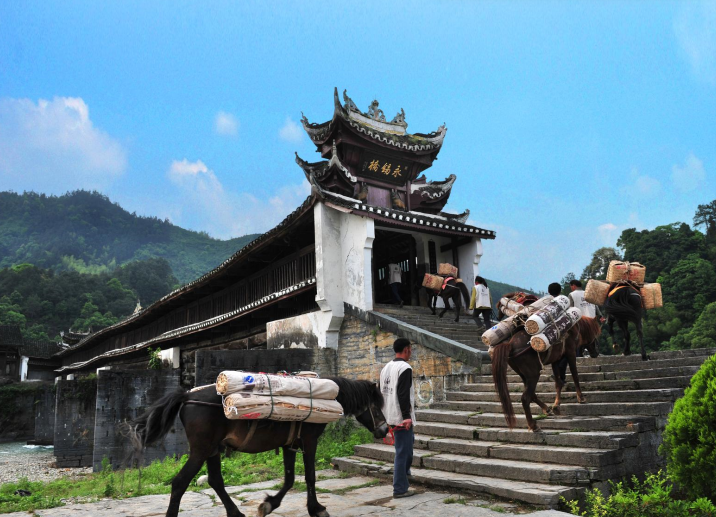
[124,377,388,517]
[492,293,601,431]
[425,278,471,322]
[604,281,648,360]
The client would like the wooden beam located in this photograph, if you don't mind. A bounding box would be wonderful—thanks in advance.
[440,237,472,253]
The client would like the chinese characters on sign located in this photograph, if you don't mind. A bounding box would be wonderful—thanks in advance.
[360,153,410,185]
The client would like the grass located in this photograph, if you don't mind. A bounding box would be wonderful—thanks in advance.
[0,419,373,514]
[444,496,467,504]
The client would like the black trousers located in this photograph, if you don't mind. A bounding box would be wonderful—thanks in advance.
[390,282,402,304]
[473,308,492,328]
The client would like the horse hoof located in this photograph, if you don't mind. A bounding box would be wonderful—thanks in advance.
[258,502,273,517]
[551,406,561,416]
[642,355,650,361]
[529,425,542,433]
[315,511,330,517]
[578,397,587,404]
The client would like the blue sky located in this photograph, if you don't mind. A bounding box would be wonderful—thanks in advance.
[1,1,714,290]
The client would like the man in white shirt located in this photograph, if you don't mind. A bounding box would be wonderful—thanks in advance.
[379,338,416,498]
[569,280,604,322]
[387,261,403,308]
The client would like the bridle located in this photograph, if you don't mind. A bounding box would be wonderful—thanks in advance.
[363,402,386,432]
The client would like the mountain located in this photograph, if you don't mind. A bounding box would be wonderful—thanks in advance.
[0,191,258,284]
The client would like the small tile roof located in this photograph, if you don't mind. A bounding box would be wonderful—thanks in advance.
[0,326,23,348]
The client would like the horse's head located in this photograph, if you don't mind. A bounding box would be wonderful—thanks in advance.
[583,339,600,358]
[354,382,388,439]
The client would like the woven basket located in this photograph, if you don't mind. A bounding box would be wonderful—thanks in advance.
[422,273,443,291]
[641,283,663,310]
[585,279,610,305]
[438,263,458,277]
[606,261,646,284]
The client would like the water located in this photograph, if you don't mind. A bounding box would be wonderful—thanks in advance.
[0,442,53,455]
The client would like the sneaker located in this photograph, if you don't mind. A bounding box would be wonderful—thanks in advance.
[393,489,417,498]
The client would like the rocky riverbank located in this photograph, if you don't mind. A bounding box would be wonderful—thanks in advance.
[0,443,91,485]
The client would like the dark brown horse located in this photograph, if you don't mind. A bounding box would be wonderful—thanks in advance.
[425,278,471,322]
[604,281,648,360]
[493,293,601,431]
[125,377,388,517]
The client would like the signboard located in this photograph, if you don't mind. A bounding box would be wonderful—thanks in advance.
[358,151,411,186]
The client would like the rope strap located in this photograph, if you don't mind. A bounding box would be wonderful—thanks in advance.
[300,377,314,422]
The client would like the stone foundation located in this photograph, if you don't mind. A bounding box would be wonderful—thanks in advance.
[54,379,97,467]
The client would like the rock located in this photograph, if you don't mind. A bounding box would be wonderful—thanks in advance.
[196,474,209,486]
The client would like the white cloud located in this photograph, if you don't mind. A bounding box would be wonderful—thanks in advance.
[625,167,661,197]
[214,111,239,136]
[0,96,126,192]
[674,2,716,84]
[166,158,311,239]
[278,117,304,143]
[671,153,706,192]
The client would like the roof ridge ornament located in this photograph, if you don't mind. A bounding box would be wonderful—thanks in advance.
[367,100,386,122]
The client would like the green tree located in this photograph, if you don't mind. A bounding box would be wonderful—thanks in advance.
[581,247,622,281]
[694,199,716,242]
[660,254,716,323]
[641,303,683,349]
[661,354,716,501]
[667,302,716,350]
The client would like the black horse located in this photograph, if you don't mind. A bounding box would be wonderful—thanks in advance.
[425,278,471,322]
[124,377,388,517]
[604,282,648,360]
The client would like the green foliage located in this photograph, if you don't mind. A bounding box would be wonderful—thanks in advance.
[0,419,373,513]
[582,247,623,281]
[0,190,257,284]
[661,255,716,321]
[147,347,162,370]
[564,471,716,517]
[661,354,716,501]
[666,303,716,350]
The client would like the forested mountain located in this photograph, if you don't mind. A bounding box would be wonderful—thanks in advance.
[0,191,258,284]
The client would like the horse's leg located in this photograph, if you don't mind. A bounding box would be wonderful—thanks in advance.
[166,453,206,517]
[430,293,436,315]
[608,316,619,353]
[302,434,328,517]
[454,293,460,322]
[521,368,541,432]
[258,447,297,517]
[566,348,586,403]
[439,295,449,319]
[207,453,243,517]
[620,320,631,356]
[551,363,563,415]
[637,317,648,360]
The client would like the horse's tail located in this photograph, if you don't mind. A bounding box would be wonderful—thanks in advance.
[579,316,601,344]
[121,389,188,453]
[457,281,470,309]
[491,342,516,429]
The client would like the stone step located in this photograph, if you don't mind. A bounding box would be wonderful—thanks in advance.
[438,399,674,417]
[461,376,694,393]
[415,409,656,432]
[332,456,582,508]
[502,365,700,383]
[353,443,594,486]
[575,348,716,365]
[447,388,683,404]
[481,356,707,376]
[413,435,622,467]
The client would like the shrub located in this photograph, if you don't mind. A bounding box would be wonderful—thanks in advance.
[564,471,716,516]
[660,354,716,501]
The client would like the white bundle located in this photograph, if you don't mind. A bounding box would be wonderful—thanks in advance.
[216,371,339,399]
[525,295,570,335]
[223,393,344,423]
[498,298,525,317]
[481,316,519,347]
[530,307,582,352]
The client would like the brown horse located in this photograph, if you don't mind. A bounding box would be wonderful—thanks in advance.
[493,294,601,431]
[124,377,388,517]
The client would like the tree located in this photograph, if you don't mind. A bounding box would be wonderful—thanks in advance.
[667,302,716,350]
[560,272,575,295]
[694,200,716,241]
[661,254,716,324]
[581,247,622,280]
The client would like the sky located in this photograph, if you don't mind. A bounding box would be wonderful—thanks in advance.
[0,1,714,290]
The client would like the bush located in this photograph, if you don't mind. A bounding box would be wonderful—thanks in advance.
[564,471,716,516]
[661,354,716,501]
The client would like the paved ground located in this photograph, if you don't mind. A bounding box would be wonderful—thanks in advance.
[2,470,575,517]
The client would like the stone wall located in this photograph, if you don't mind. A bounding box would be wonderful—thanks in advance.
[194,348,337,386]
[0,384,38,442]
[32,385,56,445]
[337,316,477,406]
[54,379,97,467]
[93,369,188,471]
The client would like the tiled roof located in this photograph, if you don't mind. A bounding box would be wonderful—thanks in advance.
[0,326,23,348]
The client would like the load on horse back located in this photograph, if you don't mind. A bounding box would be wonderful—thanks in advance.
[604,280,648,360]
[491,292,601,432]
[418,265,471,322]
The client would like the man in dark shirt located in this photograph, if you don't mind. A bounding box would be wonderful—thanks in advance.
[379,338,416,498]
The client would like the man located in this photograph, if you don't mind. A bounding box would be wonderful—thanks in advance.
[387,261,403,308]
[568,279,605,323]
[469,276,493,331]
[379,338,416,498]
[548,282,562,297]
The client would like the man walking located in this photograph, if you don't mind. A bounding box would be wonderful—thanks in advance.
[379,338,416,498]
[387,261,403,308]
[469,276,493,330]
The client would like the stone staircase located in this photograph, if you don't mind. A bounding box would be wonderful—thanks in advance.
[372,303,487,351]
[334,346,716,508]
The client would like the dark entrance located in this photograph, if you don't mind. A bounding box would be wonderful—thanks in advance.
[372,229,417,306]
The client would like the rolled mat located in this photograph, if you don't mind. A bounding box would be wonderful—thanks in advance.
[216,371,339,399]
[223,393,343,423]
[585,279,609,305]
[509,295,556,319]
[422,273,443,291]
[498,297,525,317]
[438,263,458,277]
[641,283,663,310]
[529,307,582,352]
[481,316,519,347]
[524,296,570,335]
[606,261,646,284]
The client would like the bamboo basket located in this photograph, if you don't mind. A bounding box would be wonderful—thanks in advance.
[422,273,443,291]
[606,261,646,284]
[641,283,663,310]
[438,263,458,277]
[585,279,609,305]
